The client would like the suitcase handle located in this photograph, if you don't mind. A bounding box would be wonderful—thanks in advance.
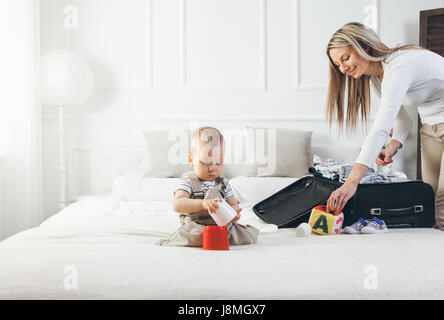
[370,205,424,217]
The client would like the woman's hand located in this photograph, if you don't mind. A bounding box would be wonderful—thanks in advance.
[326,163,369,214]
[202,198,223,214]
[376,139,401,166]
[326,182,358,214]
[376,149,394,166]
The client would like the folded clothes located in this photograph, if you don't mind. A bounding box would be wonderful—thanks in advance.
[311,154,409,184]
[309,166,340,180]
[311,155,374,182]
[360,172,409,184]
[313,155,338,167]
[310,155,342,181]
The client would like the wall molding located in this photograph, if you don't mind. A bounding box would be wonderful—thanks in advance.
[43,114,328,122]
[42,114,376,123]
[68,147,91,198]
[293,0,380,91]
[180,0,268,91]
[92,0,154,89]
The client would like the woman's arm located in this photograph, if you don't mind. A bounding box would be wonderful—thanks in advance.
[356,63,416,168]
[392,105,413,149]
[376,105,412,165]
[327,55,418,214]
[326,163,369,214]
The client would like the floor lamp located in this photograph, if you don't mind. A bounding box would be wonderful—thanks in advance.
[41,49,94,210]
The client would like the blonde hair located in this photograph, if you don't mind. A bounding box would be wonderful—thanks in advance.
[326,22,422,135]
[190,126,224,156]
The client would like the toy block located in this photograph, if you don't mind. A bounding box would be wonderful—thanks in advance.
[309,205,344,235]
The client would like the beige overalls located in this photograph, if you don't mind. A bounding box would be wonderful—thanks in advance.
[161,172,259,247]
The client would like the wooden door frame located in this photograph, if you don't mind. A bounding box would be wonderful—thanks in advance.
[418,8,444,180]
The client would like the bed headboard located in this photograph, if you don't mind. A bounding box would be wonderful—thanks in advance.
[55,118,364,198]
[418,7,444,179]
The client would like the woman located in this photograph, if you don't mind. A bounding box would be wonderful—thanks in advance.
[325,22,444,231]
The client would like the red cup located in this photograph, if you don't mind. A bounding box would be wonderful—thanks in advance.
[203,226,229,251]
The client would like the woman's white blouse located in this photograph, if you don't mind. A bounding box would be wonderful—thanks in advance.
[355,49,444,168]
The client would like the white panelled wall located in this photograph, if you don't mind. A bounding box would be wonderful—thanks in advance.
[40,0,444,219]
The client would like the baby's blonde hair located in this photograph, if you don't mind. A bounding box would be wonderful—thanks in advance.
[190,127,225,157]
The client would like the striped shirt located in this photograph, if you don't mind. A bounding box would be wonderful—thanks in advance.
[174,175,235,200]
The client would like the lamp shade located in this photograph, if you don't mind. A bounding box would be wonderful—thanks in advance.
[41,49,94,106]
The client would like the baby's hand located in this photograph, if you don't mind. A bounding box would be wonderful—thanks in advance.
[231,208,242,223]
[202,198,223,214]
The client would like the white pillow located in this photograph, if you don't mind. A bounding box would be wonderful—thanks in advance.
[230,176,299,204]
[112,173,180,201]
[143,128,257,179]
[247,127,312,177]
[143,128,312,179]
[143,130,190,178]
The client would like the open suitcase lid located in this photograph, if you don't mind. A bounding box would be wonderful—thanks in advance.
[252,175,342,228]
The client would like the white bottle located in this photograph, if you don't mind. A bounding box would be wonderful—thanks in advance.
[210,199,237,226]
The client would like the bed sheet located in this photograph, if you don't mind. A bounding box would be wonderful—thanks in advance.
[1,195,444,300]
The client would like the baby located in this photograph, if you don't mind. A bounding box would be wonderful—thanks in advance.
[159,126,259,247]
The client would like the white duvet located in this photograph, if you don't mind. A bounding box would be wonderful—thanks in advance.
[1,176,444,300]
[3,195,275,244]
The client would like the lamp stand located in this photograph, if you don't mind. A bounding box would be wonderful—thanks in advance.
[58,105,66,210]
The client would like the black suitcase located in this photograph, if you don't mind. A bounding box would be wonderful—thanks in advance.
[252,175,435,229]
[252,176,342,228]
[347,180,435,228]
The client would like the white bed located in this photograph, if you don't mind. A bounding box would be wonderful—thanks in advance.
[1,174,444,300]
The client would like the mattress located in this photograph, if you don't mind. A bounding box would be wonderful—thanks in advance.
[1,193,444,300]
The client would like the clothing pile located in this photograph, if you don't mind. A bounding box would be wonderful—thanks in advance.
[309,155,409,184]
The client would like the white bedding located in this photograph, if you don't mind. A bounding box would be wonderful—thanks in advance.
[1,177,444,300]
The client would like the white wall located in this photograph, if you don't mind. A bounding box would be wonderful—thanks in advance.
[0,157,4,239]
[40,0,444,219]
